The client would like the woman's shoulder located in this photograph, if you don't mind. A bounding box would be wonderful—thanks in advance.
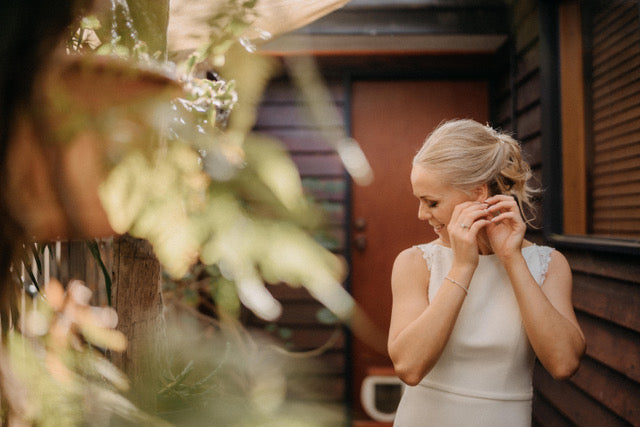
[522,240,556,256]
[521,241,568,284]
[413,238,446,251]
[522,241,561,256]
[393,246,426,267]
[546,246,570,273]
[394,239,443,271]
[392,244,433,287]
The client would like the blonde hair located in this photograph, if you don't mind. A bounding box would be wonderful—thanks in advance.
[413,119,539,224]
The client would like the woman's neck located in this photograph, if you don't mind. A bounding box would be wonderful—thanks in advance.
[437,233,494,255]
[477,230,493,255]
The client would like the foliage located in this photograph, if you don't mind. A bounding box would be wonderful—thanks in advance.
[3,280,167,426]
[3,0,357,424]
[5,274,345,426]
[59,0,353,322]
[147,311,345,426]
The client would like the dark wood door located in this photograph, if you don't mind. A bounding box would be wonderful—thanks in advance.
[349,80,489,420]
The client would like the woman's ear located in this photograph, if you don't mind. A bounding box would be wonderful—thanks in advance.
[471,184,489,202]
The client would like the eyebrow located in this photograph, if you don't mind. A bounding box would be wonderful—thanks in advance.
[415,193,438,201]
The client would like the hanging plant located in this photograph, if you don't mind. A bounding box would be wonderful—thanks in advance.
[6,0,356,322]
[1,0,364,424]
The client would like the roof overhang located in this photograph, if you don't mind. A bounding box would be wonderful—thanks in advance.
[258,0,510,56]
[260,33,508,56]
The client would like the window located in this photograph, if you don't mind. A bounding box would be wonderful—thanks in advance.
[543,0,640,253]
[584,0,640,239]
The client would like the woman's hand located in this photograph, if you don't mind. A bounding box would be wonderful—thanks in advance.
[447,201,491,269]
[484,195,526,261]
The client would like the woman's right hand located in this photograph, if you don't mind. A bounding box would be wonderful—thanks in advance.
[447,201,491,270]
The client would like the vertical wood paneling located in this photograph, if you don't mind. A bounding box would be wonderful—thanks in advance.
[559,0,588,234]
[56,240,111,306]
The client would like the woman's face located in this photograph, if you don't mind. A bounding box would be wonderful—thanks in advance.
[410,165,479,245]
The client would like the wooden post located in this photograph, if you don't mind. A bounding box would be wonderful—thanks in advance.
[111,234,164,409]
[104,0,170,409]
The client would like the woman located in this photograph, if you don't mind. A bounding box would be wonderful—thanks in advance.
[388,119,585,426]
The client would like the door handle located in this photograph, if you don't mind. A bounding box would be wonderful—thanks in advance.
[354,234,367,252]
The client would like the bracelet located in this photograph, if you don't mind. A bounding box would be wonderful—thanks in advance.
[445,276,469,294]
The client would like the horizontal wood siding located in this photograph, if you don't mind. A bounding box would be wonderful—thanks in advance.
[499,1,640,426]
[534,256,640,426]
[249,77,348,406]
[589,0,640,238]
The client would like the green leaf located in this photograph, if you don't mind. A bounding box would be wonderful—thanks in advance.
[86,240,113,306]
[243,0,258,9]
[30,244,43,276]
[158,360,195,396]
[20,251,39,292]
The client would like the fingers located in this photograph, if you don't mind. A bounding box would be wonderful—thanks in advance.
[452,196,524,236]
[449,202,489,266]
[485,194,513,205]
[484,195,525,227]
[484,196,519,215]
[466,217,492,235]
[451,201,492,234]
[488,211,519,225]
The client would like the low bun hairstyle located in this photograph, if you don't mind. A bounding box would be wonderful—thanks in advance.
[413,119,539,225]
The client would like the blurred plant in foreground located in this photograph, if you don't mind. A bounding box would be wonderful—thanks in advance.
[147,308,346,426]
[59,0,355,322]
[2,279,166,426]
[3,0,361,424]
[4,279,344,425]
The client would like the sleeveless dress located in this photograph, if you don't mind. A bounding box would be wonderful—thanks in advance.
[393,243,553,427]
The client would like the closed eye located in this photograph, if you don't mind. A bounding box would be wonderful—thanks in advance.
[420,198,438,208]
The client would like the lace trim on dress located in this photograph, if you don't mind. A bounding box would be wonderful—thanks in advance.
[415,243,435,271]
[414,243,554,285]
[536,245,554,285]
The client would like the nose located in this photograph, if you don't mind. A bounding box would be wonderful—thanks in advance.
[418,202,431,221]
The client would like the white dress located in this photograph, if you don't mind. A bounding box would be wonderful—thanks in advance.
[393,243,553,427]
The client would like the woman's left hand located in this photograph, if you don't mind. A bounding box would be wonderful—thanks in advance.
[484,195,526,261]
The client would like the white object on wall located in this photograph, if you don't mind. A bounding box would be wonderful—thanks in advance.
[360,374,404,423]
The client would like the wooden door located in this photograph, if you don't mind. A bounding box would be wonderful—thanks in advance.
[349,80,488,420]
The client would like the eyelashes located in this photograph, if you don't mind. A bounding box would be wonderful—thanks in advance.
[418,198,438,207]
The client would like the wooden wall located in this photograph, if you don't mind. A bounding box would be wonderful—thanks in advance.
[495,0,640,425]
[20,240,113,306]
[248,78,350,408]
[492,0,544,228]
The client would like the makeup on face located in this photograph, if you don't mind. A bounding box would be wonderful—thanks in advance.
[410,166,475,242]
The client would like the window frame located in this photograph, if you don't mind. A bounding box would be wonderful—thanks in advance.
[539,0,640,255]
